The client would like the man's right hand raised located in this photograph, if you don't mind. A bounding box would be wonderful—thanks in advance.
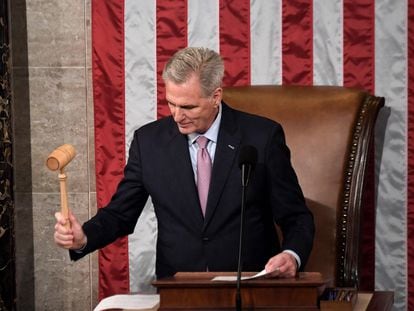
[54,211,87,250]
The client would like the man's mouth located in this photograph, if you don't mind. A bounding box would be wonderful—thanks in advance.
[178,122,192,127]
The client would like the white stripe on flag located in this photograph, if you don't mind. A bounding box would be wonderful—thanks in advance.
[313,0,343,85]
[250,0,282,85]
[125,0,157,294]
[374,1,408,309]
[188,0,219,51]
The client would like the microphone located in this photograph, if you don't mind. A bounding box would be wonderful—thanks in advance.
[238,145,258,187]
[236,145,258,311]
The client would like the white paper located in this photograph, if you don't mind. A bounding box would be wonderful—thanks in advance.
[93,294,160,311]
[212,269,270,281]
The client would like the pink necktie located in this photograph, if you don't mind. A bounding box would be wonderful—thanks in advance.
[196,136,212,216]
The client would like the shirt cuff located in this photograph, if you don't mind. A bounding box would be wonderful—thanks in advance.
[282,249,301,269]
[73,238,88,254]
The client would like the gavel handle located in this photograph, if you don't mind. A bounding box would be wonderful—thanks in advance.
[58,171,71,229]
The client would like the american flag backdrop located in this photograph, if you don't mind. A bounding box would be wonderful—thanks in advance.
[91,1,414,309]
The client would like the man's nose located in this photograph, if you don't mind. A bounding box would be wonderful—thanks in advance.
[172,106,185,121]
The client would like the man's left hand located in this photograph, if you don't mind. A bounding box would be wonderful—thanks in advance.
[264,252,297,278]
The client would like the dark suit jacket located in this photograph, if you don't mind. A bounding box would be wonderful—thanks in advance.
[71,103,314,278]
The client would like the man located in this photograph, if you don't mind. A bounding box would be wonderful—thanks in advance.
[54,47,314,279]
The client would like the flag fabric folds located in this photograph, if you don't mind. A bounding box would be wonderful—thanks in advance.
[92,1,414,309]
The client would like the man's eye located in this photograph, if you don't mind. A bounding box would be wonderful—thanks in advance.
[182,106,196,110]
[167,102,196,110]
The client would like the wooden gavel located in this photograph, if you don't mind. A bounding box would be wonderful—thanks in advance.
[46,144,76,229]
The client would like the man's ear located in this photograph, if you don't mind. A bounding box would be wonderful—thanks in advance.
[213,87,223,106]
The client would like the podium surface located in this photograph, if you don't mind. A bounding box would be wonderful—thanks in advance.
[153,272,327,310]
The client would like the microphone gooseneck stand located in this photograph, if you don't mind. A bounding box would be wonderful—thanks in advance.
[236,164,250,311]
[235,145,257,311]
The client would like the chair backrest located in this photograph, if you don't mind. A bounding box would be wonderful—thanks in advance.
[222,85,384,288]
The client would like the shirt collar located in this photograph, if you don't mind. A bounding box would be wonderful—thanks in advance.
[188,103,222,145]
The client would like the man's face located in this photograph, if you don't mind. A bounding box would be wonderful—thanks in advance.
[165,74,222,135]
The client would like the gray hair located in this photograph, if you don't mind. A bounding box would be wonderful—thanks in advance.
[162,47,224,97]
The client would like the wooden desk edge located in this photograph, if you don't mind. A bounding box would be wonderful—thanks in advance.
[366,291,394,311]
[153,271,329,288]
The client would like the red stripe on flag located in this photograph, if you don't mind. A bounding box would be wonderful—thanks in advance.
[156,0,188,119]
[281,0,313,85]
[343,0,375,291]
[219,0,251,86]
[92,0,129,299]
[407,0,414,308]
[343,0,375,91]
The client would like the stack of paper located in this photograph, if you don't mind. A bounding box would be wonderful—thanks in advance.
[212,269,271,281]
[93,294,160,311]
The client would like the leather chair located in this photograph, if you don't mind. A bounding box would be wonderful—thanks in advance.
[222,85,384,289]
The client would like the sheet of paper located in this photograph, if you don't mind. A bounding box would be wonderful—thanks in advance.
[212,269,270,281]
[93,294,160,311]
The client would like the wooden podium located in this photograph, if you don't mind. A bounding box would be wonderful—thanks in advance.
[153,272,329,310]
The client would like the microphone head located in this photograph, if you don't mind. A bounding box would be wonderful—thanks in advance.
[238,145,258,169]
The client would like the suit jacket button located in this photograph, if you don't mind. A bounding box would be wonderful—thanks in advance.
[202,237,209,242]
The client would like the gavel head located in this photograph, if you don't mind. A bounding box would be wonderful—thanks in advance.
[46,144,76,171]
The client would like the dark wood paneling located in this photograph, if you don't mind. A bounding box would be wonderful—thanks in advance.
[0,0,15,310]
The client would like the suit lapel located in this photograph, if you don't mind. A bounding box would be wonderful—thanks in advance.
[204,104,241,225]
[166,122,205,226]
